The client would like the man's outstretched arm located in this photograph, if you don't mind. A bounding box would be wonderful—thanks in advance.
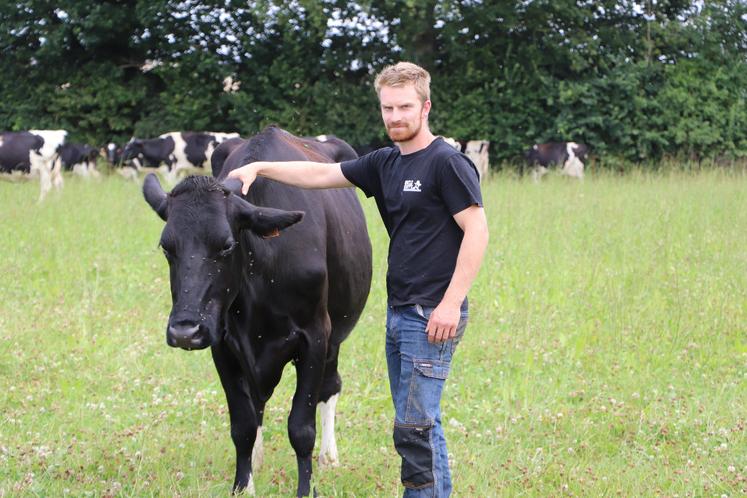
[228,161,354,194]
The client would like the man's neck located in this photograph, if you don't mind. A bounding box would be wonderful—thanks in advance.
[396,128,436,155]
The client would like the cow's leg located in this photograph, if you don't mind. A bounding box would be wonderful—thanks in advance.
[89,160,101,178]
[289,323,328,497]
[30,152,51,201]
[317,342,341,468]
[51,156,63,189]
[211,342,259,495]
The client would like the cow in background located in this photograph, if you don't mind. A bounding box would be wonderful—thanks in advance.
[0,129,67,201]
[123,131,240,181]
[143,125,372,496]
[442,137,461,150]
[105,142,124,166]
[60,143,100,177]
[525,142,589,181]
[440,137,490,182]
[464,140,490,181]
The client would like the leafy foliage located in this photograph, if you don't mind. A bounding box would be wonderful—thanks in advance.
[0,1,745,166]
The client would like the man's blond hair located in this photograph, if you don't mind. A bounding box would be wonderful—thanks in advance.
[374,62,431,103]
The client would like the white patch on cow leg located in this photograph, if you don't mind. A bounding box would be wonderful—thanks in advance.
[318,393,340,467]
[532,166,548,183]
[245,474,256,496]
[72,163,88,177]
[30,151,51,201]
[563,157,585,179]
[251,426,264,471]
[118,167,139,181]
[52,156,64,189]
[89,161,101,178]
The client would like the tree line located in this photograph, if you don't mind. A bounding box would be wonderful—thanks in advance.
[1,0,746,167]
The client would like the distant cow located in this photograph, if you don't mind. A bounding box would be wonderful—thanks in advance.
[442,137,461,150]
[123,131,240,181]
[143,126,372,496]
[464,140,490,181]
[525,142,589,181]
[60,143,100,177]
[105,142,124,166]
[0,129,67,200]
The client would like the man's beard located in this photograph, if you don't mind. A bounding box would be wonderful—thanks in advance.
[386,118,422,143]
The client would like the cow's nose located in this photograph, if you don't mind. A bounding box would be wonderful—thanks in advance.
[167,322,204,350]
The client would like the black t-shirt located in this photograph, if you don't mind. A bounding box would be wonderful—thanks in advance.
[341,137,483,307]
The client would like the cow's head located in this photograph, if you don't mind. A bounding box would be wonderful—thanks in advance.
[143,174,304,350]
[122,139,144,167]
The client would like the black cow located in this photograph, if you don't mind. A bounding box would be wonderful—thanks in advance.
[0,129,67,200]
[143,126,373,496]
[59,143,100,176]
[210,136,245,177]
[124,131,240,181]
[525,141,589,181]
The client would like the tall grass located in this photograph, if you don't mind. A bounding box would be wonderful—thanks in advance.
[1,171,745,496]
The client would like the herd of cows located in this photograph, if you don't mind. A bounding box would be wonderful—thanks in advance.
[0,127,589,201]
[1,125,591,495]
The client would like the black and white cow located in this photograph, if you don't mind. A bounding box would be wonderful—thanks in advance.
[143,126,372,496]
[123,131,240,181]
[0,129,67,200]
[464,140,490,181]
[60,143,100,177]
[441,137,491,182]
[105,142,124,166]
[525,141,589,181]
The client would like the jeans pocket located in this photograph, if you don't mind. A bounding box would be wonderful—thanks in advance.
[405,359,450,424]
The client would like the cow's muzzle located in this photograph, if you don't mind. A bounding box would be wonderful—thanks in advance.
[167,321,210,350]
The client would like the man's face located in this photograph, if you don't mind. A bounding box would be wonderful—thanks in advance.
[379,84,431,143]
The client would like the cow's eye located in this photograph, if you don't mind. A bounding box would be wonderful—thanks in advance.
[219,241,237,257]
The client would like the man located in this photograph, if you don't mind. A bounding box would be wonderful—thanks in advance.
[228,62,488,497]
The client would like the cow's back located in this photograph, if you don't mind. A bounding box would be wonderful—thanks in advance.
[220,127,372,343]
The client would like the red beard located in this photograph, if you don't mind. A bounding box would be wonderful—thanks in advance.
[386,119,422,143]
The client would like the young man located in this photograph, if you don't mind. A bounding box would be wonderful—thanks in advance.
[228,62,488,497]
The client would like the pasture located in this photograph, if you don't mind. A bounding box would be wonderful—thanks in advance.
[1,170,745,496]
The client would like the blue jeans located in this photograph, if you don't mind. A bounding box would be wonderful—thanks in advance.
[386,303,468,498]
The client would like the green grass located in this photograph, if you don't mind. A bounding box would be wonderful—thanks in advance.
[1,170,746,496]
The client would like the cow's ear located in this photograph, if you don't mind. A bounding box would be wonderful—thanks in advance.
[230,196,304,237]
[143,173,168,221]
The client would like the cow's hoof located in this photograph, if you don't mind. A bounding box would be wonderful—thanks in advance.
[318,452,339,468]
[232,475,255,496]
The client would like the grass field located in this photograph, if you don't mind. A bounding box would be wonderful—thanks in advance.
[1,170,746,497]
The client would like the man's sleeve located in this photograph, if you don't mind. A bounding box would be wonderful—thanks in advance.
[439,153,483,215]
[340,150,382,198]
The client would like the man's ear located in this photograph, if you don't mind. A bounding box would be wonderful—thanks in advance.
[229,195,304,237]
[142,173,168,221]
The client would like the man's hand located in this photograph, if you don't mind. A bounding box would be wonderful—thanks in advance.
[227,163,259,195]
[425,301,461,343]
